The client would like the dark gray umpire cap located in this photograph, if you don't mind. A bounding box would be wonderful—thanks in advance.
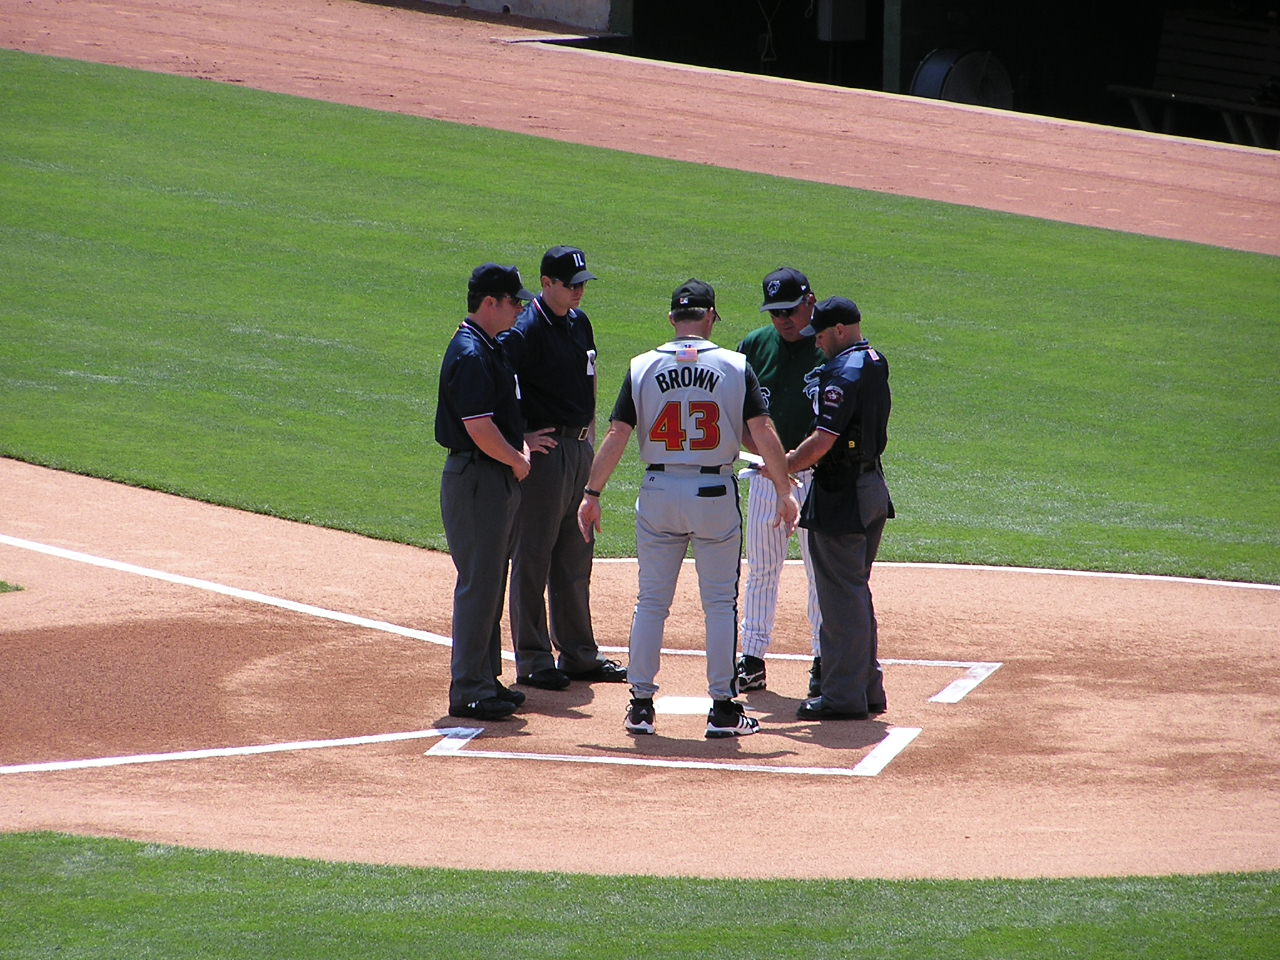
[760,267,812,311]
[671,278,716,310]
[799,296,861,336]
[468,263,537,300]
[541,245,598,285]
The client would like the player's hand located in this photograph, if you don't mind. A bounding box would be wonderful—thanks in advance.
[773,490,800,535]
[512,450,532,482]
[577,497,602,543]
[525,427,558,455]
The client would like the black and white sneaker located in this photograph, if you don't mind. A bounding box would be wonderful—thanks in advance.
[736,654,767,691]
[625,697,656,735]
[705,699,759,739]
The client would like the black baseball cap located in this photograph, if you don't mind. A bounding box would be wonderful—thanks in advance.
[541,245,598,285]
[799,296,861,336]
[468,263,537,300]
[760,267,812,311]
[671,278,716,310]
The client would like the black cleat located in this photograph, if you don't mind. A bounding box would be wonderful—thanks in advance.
[736,654,767,691]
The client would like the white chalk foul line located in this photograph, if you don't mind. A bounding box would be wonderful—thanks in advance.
[0,729,450,775]
[425,726,923,777]
[0,533,454,648]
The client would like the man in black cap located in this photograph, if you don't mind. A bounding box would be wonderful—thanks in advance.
[782,296,894,721]
[499,245,626,692]
[735,267,827,698]
[577,279,799,739]
[436,262,548,720]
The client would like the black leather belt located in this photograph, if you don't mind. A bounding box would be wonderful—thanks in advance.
[854,460,878,474]
[548,425,590,441]
[646,464,725,474]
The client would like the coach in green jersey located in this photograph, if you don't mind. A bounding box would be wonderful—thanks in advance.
[736,267,827,697]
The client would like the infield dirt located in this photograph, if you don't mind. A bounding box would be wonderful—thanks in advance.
[1,0,1278,879]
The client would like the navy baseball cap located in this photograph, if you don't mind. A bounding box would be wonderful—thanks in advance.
[799,296,861,336]
[541,245,598,285]
[468,263,537,300]
[760,267,812,311]
[671,278,716,310]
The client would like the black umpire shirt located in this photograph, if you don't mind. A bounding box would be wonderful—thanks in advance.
[498,296,597,431]
[435,319,525,455]
[800,340,892,533]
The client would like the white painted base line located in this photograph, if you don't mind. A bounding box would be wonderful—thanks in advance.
[1,729,450,776]
[0,533,454,648]
[424,726,923,777]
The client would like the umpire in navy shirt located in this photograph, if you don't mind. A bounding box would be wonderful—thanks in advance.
[436,263,550,721]
[783,296,894,721]
[498,246,626,690]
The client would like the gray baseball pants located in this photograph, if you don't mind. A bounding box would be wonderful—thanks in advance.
[627,467,742,701]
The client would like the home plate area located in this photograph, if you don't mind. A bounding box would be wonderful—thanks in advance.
[429,654,1000,778]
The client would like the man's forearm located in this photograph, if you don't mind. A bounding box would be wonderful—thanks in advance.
[787,429,837,473]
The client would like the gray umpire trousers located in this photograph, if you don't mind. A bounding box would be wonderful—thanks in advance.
[441,452,520,710]
[508,434,600,675]
[807,471,890,714]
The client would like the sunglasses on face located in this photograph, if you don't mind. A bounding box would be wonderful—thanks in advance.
[506,295,528,307]
[558,280,587,291]
[769,306,800,319]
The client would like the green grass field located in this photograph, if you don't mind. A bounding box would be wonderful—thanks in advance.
[3,50,1277,581]
[1,48,1277,956]
[3,833,1276,960]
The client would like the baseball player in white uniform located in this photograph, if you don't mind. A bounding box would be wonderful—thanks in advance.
[737,268,827,697]
[578,279,799,739]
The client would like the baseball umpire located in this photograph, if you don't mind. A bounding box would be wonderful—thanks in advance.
[435,263,547,721]
[736,267,827,697]
[784,296,894,720]
[499,245,626,691]
[577,279,799,739]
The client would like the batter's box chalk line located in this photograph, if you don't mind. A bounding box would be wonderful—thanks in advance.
[424,726,923,778]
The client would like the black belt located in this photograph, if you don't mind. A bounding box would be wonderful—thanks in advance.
[646,464,726,474]
[547,425,590,441]
[852,460,878,474]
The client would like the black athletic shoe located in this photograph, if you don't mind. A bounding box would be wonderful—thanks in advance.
[517,667,572,690]
[564,659,628,683]
[494,682,526,707]
[736,654,767,691]
[449,697,518,720]
[625,697,656,735]
[705,699,759,739]
[807,656,822,698]
[796,696,868,721]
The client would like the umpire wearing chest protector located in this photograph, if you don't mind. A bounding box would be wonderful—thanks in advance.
[784,296,894,721]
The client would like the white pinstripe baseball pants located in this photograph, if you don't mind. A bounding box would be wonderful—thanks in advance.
[739,466,820,658]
